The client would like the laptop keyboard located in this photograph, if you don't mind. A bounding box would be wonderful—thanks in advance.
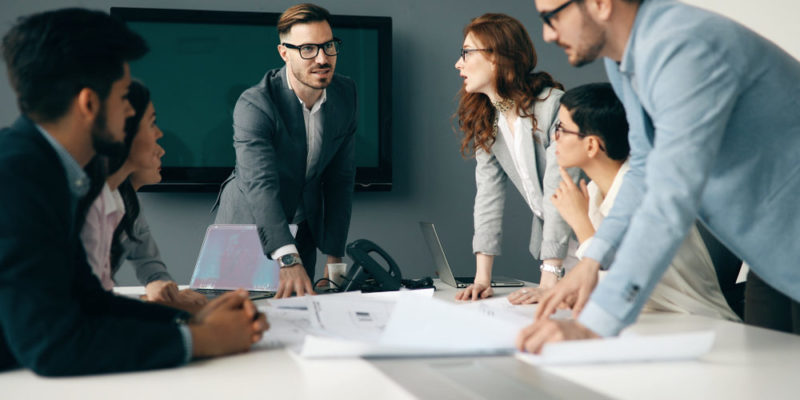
[195,288,275,300]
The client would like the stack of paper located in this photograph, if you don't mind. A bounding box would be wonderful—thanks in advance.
[258,289,434,351]
[258,291,716,364]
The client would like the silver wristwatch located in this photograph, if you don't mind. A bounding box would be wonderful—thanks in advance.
[540,263,565,279]
[278,253,303,268]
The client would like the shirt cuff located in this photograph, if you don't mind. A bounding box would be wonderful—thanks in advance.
[582,237,616,270]
[472,232,502,256]
[575,237,592,260]
[271,244,299,261]
[577,300,625,337]
[178,323,193,364]
[144,271,174,285]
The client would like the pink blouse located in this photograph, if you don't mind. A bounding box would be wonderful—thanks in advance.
[80,183,125,291]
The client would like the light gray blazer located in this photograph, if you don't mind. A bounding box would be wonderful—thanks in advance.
[214,66,357,258]
[472,87,579,260]
[112,212,173,285]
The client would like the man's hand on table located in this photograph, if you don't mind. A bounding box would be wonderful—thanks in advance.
[535,258,600,320]
[276,264,315,298]
[190,289,269,358]
[516,319,600,354]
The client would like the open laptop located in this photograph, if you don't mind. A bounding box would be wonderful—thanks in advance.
[189,224,278,300]
[419,222,524,288]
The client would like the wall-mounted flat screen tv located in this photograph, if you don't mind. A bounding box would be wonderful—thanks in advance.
[110,7,392,191]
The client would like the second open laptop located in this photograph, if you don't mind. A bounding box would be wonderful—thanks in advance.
[189,224,278,300]
[419,222,524,288]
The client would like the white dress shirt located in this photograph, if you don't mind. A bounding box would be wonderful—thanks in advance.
[496,113,579,272]
[497,113,544,218]
[270,68,328,261]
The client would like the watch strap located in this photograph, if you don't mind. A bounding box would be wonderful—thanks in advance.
[540,263,565,279]
[278,253,303,268]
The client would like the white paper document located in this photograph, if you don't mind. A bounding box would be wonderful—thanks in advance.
[265,291,715,362]
[459,296,573,323]
[380,296,526,350]
[300,334,513,358]
[301,296,530,358]
[515,331,716,366]
[257,306,316,350]
[258,289,434,351]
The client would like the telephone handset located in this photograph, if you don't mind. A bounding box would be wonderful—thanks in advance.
[340,239,403,292]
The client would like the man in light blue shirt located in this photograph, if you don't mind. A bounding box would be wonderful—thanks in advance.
[519,0,800,352]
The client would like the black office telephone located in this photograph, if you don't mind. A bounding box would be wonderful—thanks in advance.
[340,239,403,292]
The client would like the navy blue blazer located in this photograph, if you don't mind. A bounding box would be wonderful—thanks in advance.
[0,116,188,376]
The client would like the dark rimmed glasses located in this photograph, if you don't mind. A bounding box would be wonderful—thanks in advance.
[555,122,605,151]
[539,0,578,28]
[460,48,492,62]
[282,38,342,59]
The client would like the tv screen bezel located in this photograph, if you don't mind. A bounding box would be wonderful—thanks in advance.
[110,7,392,192]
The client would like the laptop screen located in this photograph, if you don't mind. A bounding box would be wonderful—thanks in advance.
[419,222,458,286]
[189,224,279,291]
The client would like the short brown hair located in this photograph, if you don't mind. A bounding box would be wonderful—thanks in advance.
[277,3,331,39]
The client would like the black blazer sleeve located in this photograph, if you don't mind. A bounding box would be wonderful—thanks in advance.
[0,128,187,376]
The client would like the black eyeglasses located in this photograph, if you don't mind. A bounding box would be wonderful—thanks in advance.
[282,38,342,59]
[555,122,605,151]
[540,0,578,28]
[460,48,491,62]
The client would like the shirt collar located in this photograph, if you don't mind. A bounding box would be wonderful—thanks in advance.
[618,0,654,75]
[34,123,90,199]
[598,159,631,216]
[286,66,328,112]
[100,183,126,217]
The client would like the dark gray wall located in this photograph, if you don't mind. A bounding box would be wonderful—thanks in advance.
[0,0,607,286]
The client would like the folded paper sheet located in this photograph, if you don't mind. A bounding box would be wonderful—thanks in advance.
[258,289,434,351]
[516,331,716,365]
[300,296,531,358]
[261,291,715,363]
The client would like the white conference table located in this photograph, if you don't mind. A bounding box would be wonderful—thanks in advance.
[2,281,799,400]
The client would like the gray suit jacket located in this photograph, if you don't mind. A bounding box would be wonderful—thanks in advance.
[214,66,357,258]
[472,87,579,260]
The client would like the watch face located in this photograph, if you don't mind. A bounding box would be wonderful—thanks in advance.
[280,254,301,267]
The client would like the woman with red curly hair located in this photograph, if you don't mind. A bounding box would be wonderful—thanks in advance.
[454,13,581,303]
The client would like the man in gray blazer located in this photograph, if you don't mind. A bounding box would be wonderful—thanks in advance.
[214,3,357,298]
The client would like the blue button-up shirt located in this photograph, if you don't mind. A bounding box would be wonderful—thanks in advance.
[579,0,800,336]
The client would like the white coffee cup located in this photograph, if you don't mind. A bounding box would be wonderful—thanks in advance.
[327,263,348,288]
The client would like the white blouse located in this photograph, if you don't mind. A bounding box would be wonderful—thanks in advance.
[497,113,544,219]
[577,160,739,321]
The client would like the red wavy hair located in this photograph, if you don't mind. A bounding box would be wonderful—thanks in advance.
[456,14,563,157]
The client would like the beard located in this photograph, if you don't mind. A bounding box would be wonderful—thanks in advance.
[569,12,606,67]
[571,39,604,67]
[91,103,127,159]
[292,63,334,90]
